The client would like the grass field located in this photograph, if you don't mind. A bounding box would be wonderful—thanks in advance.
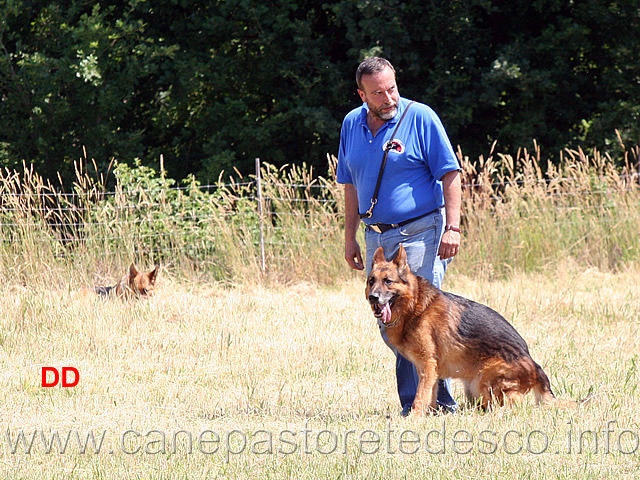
[1,263,639,479]
[1,145,638,477]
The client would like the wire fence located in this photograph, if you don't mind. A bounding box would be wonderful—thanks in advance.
[2,179,637,243]
[1,155,639,282]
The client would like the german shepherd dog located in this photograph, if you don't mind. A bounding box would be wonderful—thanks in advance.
[93,264,159,299]
[366,245,574,415]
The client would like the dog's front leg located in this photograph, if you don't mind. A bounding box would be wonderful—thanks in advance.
[411,359,439,416]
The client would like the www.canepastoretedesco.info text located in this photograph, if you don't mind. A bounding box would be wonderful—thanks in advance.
[4,421,639,461]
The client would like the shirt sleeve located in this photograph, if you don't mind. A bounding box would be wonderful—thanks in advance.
[419,105,460,180]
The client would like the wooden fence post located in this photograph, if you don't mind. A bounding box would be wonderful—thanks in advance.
[255,158,266,273]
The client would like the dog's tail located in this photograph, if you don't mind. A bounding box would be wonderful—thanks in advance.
[533,362,582,409]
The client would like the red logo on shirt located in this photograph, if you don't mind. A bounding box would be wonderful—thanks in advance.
[384,139,405,153]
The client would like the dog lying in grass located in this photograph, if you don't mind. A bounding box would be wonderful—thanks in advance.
[74,264,159,300]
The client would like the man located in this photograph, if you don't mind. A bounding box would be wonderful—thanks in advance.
[337,57,462,415]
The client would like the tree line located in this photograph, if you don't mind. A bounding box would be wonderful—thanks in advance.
[1,0,638,186]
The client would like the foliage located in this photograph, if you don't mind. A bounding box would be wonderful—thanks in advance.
[1,0,639,185]
[0,147,638,288]
[459,143,640,276]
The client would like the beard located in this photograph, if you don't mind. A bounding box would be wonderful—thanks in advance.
[369,102,398,121]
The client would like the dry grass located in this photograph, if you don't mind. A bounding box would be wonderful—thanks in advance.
[1,265,639,479]
[1,145,639,288]
[0,144,639,477]
[457,143,640,276]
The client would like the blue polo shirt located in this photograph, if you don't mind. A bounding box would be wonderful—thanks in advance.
[337,97,460,225]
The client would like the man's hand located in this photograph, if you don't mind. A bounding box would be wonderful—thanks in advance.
[439,170,462,260]
[345,239,364,270]
[344,183,365,270]
[438,228,460,259]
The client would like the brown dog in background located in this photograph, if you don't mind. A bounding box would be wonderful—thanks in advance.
[366,245,574,415]
[93,264,159,299]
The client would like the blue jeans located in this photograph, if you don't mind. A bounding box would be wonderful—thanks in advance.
[365,208,457,413]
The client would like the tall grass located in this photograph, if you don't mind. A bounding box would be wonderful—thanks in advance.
[1,265,639,478]
[0,143,638,287]
[458,142,640,277]
[1,145,639,479]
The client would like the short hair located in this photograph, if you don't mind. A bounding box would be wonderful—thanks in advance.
[356,57,396,90]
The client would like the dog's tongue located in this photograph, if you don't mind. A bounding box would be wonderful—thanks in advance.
[381,303,392,324]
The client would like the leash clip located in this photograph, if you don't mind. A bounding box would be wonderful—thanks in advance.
[361,199,377,219]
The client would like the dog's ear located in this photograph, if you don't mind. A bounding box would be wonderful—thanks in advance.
[372,247,386,266]
[393,244,408,267]
[393,244,411,283]
[126,263,138,287]
[128,263,139,279]
[149,266,159,284]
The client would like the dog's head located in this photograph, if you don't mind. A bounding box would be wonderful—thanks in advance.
[126,263,159,297]
[365,245,412,326]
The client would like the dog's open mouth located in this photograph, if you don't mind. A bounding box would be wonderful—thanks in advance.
[371,298,395,325]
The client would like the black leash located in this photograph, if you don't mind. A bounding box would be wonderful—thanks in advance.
[360,101,416,219]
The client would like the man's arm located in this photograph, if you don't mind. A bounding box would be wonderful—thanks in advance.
[344,183,364,270]
[438,170,462,260]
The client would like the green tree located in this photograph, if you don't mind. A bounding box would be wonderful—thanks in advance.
[1,0,638,186]
[0,1,181,181]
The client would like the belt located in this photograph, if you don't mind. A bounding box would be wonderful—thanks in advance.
[365,207,442,234]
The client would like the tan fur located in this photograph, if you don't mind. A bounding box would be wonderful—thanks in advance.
[113,263,159,298]
[74,264,159,300]
[366,245,576,415]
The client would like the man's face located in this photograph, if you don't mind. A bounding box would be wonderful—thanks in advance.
[357,67,400,121]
